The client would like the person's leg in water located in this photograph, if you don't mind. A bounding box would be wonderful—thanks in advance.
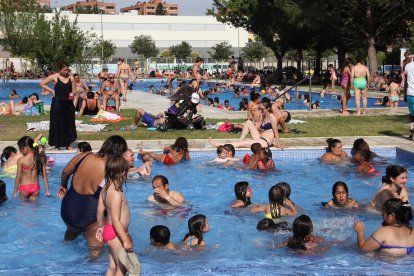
[107,234,126,275]
[239,120,262,141]
[85,222,104,260]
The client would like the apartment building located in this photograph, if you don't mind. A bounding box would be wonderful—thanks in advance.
[120,0,178,16]
[62,0,116,15]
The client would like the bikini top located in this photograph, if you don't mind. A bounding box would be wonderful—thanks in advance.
[261,122,272,130]
[361,161,376,173]
[371,235,414,254]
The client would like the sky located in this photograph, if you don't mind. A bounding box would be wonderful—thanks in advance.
[52,0,214,16]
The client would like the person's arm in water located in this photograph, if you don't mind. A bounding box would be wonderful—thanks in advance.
[95,190,105,242]
[153,186,184,207]
[250,204,267,213]
[353,221,382,252]
[41,158,51,197]
[58,154,83,199]
[108,190,133,251]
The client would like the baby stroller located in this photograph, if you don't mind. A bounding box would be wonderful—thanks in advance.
[157,85,206,131]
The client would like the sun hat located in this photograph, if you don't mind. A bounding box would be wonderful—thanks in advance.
[118,248,141,276]
[191,93,200,104]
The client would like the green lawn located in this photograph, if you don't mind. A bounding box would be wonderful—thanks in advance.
[0,109,410,141]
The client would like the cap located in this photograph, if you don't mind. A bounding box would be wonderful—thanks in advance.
[191,93,200,104]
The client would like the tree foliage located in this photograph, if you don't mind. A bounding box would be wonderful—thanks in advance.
[129,35,159,59]
[208,41,233,62]
[75,5,104,14]
[160,49,174,59]
[241,40,268,62]
[155,3,166,15]
[169,41,192,60]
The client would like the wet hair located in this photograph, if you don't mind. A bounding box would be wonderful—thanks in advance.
[86,92,95,99]
[150,225,171,246]
[326,138,341,151]
[1,146,17,167]
[234,181,251,207]
[268,185,284,218]
[140,153,151,163]
[11,89,18,96]
[97,135,128,159]
[152,175,169,187]
[250,92,260,101]
[56,61,69,71]
[382,198,413,230]
[287,215,313,250]
[214,97,220,104]
[224,144,235,157]
[77,142,92,153]
[208,98,214,105]
[104,156,129,192]
[277,182,291,199]
[171,137,188,155]
[251,143,262,154]
[224,99,229,104]
[217,145,227,157]
[382,165,407,184]
[183,214,207,245]
[257,219,291,231]
[17,136,44,176]
[355,149,372,163]
[351,138,370,156]
[331,181,348,205]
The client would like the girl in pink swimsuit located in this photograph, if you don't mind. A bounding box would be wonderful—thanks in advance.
[12,136,50,200]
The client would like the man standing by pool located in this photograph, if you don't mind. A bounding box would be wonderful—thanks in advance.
[148,175,185,207]
[350,56,370,115]
[192,57,204,84]
[404,53,414,140]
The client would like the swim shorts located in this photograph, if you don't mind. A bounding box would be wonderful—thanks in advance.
[103,223,128,243]
[353,78,367,90]
[142,112,156,127]
[407,95,414,116]
[390,96,400,102]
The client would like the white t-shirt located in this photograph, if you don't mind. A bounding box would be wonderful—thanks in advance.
[405,61,414,96]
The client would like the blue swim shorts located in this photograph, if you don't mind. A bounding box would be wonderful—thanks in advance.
[407,95,414,116]
[142,112,156,127]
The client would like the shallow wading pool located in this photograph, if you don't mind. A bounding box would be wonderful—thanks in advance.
[1,148,414,275]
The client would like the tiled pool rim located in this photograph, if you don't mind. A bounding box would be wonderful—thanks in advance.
[47,147,414,164]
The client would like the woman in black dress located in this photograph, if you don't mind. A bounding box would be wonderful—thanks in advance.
[40,61,77,150]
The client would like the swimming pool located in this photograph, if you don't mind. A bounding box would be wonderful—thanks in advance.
[1,148,413,274]
[0,79,407,111]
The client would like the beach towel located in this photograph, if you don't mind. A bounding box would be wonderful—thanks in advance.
[90,110,128,123]
[26,120,108,132]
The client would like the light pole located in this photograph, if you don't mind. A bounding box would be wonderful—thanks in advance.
[237,28,240,58]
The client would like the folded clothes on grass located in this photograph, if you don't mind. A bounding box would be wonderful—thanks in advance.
[26,121,108,132]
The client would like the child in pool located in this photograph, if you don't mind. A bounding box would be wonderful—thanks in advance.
[96,156,133,276]
[325,181,359,208]
[210,145,238,163]
[251,184,297,219]
[231,181,252,208]
[278,182,296,207]
[354,150,377,174]
[319,83,328,97]
[182,214,209,247]
[12,136,50,200]
[243,143,262,169]
[1,146,22,174]
[257,148,275,170]
[387,77,400,108]
[284,215,324,252]
[150,225,176,250]
[136,153,153,177]
[77,141,92,153]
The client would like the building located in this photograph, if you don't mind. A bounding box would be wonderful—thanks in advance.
[48,14,248,59]
[37,0,50,7]
[62,0,116,15]
[120,0,178,16]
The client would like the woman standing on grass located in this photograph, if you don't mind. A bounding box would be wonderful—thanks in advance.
[40,61,77,150]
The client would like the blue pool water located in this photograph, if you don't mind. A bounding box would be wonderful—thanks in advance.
[0,79,407,111]
[1,148,414,274]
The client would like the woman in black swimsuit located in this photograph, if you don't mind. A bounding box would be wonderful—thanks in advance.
[40,61,77,150]
[58,135,128,258]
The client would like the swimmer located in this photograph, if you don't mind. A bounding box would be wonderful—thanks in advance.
[210,146,238,163]
[321,138,349,163]
[243,142,262,169]
[145,137,190,165]
[256,148,275,170]
[77,141,92,153]
[231,181,252,208]
[13,136,50,200]
[182,214,209,247]
[150,225,176,250]
[283,215,325,252]
[325,181,359,208]
[354,150,377,174]
[96,156,133,276]
[350,138,377,162]
[354,198,414,256]
[148,175,185,207]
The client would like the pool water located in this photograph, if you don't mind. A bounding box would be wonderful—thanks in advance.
[1,148,414,274]
[0,80,407,111]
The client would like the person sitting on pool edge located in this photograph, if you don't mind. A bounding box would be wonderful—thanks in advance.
[148,175,185,207]
[150,225,177,250]
[324,181,359,209]
[130,108,166,129]
[354,198,414,256]
[321,138,349,163]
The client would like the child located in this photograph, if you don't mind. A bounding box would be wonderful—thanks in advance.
[257,148,275,170]
[136,153,153,177]
[354,149,377,174]
[243,142,262,169]
[150,225,176,250]
[320,83,328,97]
[278,182,295,207]
[96,156,133,276]
[256,218,291,231]
[325,181,359,208]
[251,184,297,219]
[13,136,50,200]
[182,214,209,247]
[231,181,252,208]
[210,145,238,163]
[329,64,337,93]
[77,141,92,153]
[387,77,400,108]
[286,215,324,252]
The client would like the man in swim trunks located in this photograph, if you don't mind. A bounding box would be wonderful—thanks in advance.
[147,175,185,207]
[100,73,120,111]
[404,53,414,140]
[350,56,370,115]
[131,108,166,128]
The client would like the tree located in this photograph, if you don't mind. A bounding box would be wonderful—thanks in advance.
[190,51,200,59]
[129,35,159,59]
[76,5,103,14]
[169,41,192,61]
[155,3,166,15]
[208,41,233,63]
[241,40,268,62]
[160,49,174,59]
[94,39,116,64]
